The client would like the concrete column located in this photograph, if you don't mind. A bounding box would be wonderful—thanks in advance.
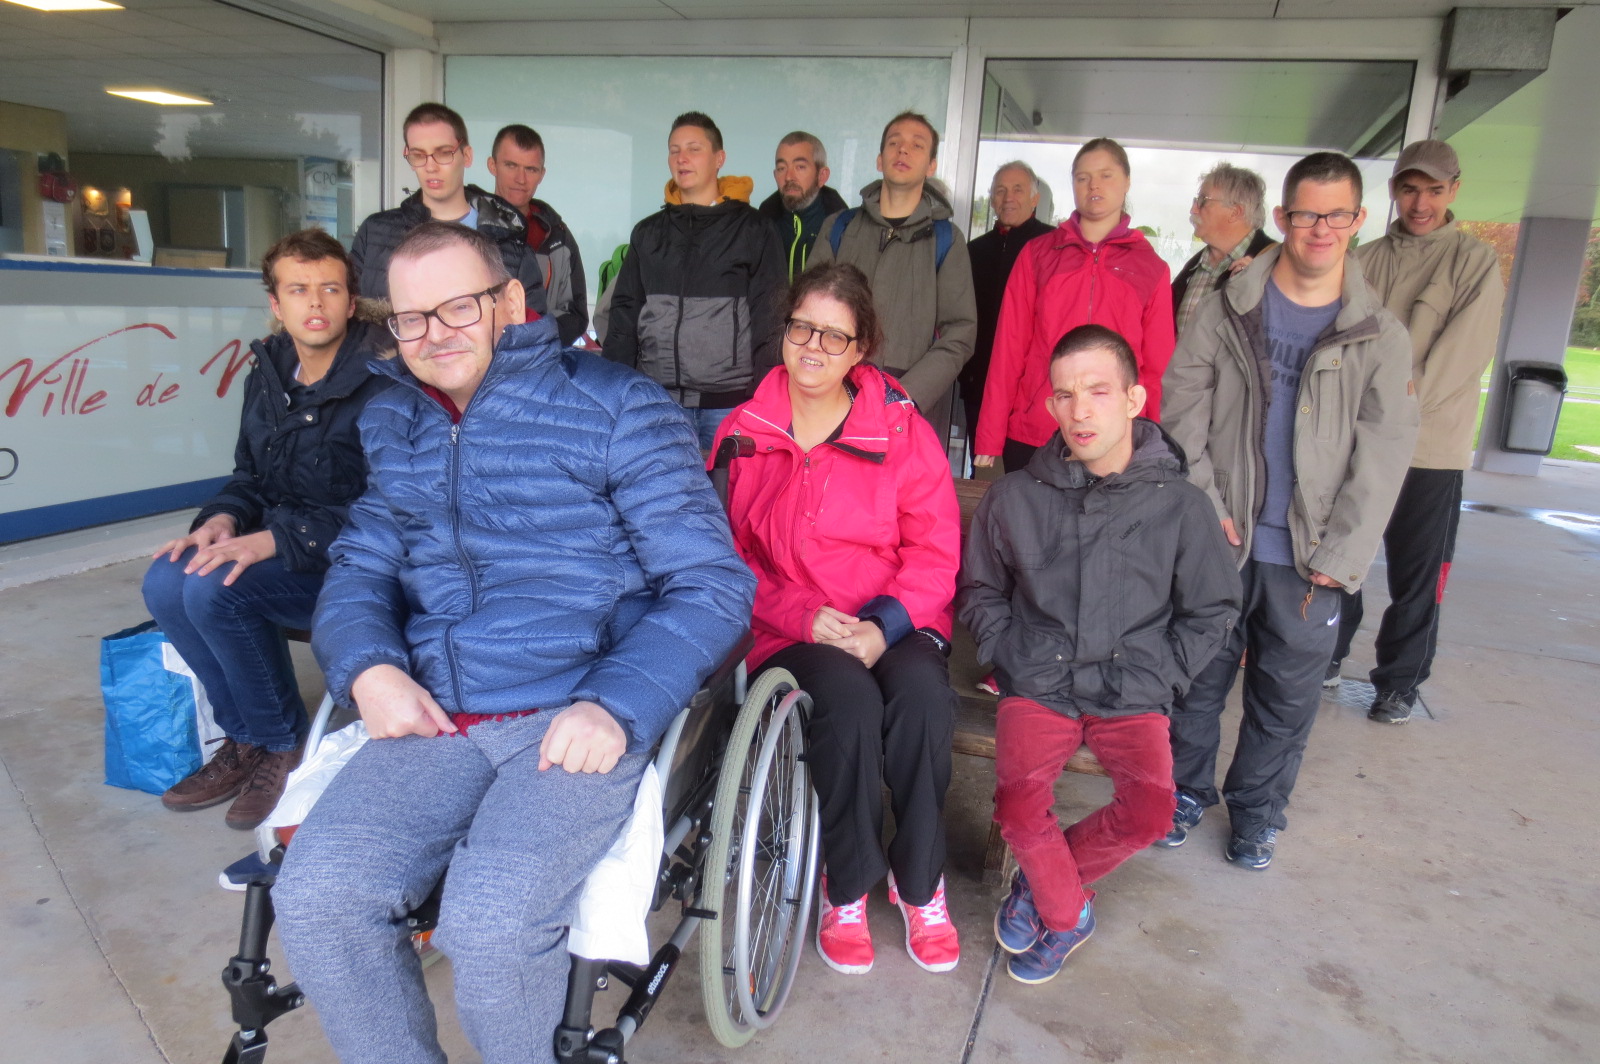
[1476,217,1590,474]
[383,48,444,209]
[1473,6,1600,475]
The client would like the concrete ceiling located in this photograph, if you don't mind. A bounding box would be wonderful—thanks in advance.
[0,0,381,161]
[986,58,1413,156]
[363,0,1584,24]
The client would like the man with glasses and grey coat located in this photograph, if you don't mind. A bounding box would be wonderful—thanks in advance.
[1158,152,1417,872]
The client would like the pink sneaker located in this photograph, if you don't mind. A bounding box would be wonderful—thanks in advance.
[975,672,1000,697]
[888,872,960,972]
[816,874,874,974]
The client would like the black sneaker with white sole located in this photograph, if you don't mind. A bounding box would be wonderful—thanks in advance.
[1322,660,1343,689]
[1368,693,1414,724]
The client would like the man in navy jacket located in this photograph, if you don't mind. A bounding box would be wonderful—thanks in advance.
[273,222,755,1064]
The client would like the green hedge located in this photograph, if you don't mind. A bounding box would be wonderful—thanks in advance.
[1572,306,1600,348]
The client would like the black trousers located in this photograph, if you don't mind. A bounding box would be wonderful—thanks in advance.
[761,633,956,907]
[1169,560,1342,840]
[1331,467,1463,703]
[1002,437,1040,474]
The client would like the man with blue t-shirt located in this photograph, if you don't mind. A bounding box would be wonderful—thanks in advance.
[1158,152,1418,871]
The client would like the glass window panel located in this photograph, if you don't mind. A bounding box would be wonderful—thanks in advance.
[448,55,952,306]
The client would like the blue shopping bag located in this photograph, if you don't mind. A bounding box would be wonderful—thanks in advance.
[101,620,202,794]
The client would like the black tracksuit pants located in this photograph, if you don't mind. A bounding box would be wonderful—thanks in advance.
[1330,467,1463,704]
[760,633,956,908]
[1170,560,1342,840]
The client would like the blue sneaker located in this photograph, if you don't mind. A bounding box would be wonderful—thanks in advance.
[1154,791,1204,848]
[1006,900,1095,985]
[993,870,1041,953]
[1225,827,1278,870]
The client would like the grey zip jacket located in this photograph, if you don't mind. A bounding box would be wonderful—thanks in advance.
[1161,246,1419,591]
[959,420,1241,718]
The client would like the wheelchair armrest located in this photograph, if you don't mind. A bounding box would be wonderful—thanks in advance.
[701,631,754,698]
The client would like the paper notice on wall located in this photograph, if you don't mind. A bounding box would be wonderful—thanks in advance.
[42,201,68,256]
[302,158,340,233]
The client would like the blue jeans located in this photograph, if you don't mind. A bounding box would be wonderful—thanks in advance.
[689,405,737,450]
[273,712,647,1064]
[141,549,322,752]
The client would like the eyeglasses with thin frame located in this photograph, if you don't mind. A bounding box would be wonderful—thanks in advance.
[402,145,461,169]
[784,318,856,356]
[387,283,507,342]
[1192,194,1232,208]
[1284,210,1359,229]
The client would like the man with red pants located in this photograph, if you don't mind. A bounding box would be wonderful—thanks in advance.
[959,324,1239,984]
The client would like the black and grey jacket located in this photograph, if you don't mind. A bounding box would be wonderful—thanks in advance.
[348,184,548,315]
[525,197,588,345]
[958,419,1241,718]
[757,184,848,280]
[194,320,393,575]
[604,198,787,408]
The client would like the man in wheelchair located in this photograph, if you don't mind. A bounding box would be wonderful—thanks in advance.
[271,221,756,1064]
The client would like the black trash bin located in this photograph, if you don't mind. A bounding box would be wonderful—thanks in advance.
[1500,361,1568,455]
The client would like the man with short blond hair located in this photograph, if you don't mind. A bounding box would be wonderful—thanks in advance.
[1326,139,1505,724]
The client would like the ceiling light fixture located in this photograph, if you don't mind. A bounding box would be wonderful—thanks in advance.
[2,0,125,11]
[106,88,213,106]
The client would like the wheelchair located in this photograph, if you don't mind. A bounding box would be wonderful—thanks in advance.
[221,436,821,1063]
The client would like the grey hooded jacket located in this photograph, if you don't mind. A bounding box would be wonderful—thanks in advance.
[1160,246,1419,591]
[958,420,1241,719]
[810,180,977,426]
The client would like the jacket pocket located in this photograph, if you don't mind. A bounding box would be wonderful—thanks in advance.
[1006,492,1064,570]
[1112,628,1179,711]
[678,296,752,393]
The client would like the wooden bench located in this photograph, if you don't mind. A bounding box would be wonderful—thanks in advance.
[950,478,1106,886]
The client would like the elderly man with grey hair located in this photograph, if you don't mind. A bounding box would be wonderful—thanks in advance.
[758,130,849,279]
[1173,162,1275,337]
[963,160,1055,441]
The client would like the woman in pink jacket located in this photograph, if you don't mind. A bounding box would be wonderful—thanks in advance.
[713,262,963,978]
[975,138,1175,472]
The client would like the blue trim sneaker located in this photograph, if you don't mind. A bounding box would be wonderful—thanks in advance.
[1154,790,1204,848]
[218,850,278,892]
[1225,827,1278,870]
[1006,900,1095,985]
[994,869,1041,953]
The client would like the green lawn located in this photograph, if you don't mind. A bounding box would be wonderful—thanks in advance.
[1472,349,1600,462]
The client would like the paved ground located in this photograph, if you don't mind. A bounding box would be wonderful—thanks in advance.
[3,461,1598,1064]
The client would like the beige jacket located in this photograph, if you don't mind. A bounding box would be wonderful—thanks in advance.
[1161,247,1419,592]
[1354,216,1504,469]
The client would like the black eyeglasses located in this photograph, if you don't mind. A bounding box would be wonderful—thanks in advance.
[784,318,856,356]
[387,283,507,342]
[402,146,461,169]
[1284,210,1359,229]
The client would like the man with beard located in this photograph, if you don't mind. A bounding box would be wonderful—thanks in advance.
[758,130,848,280]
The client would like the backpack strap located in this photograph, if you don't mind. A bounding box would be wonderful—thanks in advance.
[827,208,858,256]
[932,218,953,271]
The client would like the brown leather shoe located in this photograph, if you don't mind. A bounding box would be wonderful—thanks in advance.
[225,745,303,830]
[162,738,264,810]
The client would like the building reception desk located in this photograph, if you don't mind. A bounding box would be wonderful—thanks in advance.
[0,259,267,544]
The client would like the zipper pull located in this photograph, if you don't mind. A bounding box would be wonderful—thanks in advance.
[450,423,460,444]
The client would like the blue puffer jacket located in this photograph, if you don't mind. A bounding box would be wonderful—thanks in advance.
[312,317,756,751]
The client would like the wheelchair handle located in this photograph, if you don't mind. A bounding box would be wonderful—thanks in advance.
[708,434,755,511]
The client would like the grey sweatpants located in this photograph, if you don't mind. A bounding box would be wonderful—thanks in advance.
[274,712,646,1064]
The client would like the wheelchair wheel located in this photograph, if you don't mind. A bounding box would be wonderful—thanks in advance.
[698,667,820,1048]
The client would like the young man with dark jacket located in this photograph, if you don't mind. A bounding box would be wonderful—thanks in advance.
[605,111,787,448]
[143,229,391,829]
[757,130,849,280]
[1160,153,1418,870]
[272,223,754,1064]
[960,324,1240,985]
[349,102,547,316]
[487,122,589,346]
[810,111,977,447]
